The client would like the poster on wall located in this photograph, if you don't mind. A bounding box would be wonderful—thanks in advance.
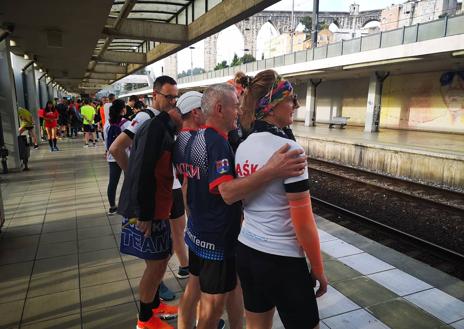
[381,71,464,133]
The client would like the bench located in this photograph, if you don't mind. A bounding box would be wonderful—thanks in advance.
[329,116,350,128]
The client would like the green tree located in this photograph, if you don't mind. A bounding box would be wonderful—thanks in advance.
[241,53,256,64]
[230,53,241,67]
[319,20,329,30]
[300,16,312,34]
[214,60,229,70]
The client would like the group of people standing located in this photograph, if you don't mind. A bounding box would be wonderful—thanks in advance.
[105,69,327,329]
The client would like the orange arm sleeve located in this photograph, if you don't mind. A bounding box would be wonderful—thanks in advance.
[289,194,324,276]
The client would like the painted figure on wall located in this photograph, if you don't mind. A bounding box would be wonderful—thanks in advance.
[440,71,464,126]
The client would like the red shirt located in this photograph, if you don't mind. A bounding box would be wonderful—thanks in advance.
[38,108,45,118]
[44,110,58,128]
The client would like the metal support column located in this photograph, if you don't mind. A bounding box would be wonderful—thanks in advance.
[304,78,322,127]
[364,71,390,132]
[0,38,21,170]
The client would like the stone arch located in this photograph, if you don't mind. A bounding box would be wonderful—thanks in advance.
[216,24,245,65]
[362,18,381,28]
[256,21,280,60]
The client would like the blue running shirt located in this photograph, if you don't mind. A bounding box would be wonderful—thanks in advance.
[181,126,241,260]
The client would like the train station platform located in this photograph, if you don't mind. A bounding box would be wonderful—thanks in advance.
[0,138,463,329]
[292,123,464,192]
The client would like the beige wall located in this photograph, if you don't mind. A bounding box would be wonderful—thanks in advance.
[294,70,464,134]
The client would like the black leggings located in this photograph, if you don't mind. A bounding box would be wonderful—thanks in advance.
[107,162,122,207]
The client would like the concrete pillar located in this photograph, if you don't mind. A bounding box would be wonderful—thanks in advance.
[304,79,322,126]
[364,71,389,132]
[204,34,218,72]
[164,54,178,79]
[23,64,41,144]
[0,38,21,170]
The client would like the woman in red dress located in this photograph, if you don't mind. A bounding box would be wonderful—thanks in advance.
[43,101,59,151]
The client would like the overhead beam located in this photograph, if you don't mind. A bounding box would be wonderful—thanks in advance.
[104,18,188,44]
[89,72,118,80]
[94,63,127,74]
[100,50,146,64]
[88,0,138,74]
[123,0,279,78]
[79,82,108,89]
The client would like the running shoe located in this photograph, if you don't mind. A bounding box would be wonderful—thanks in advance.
[159,281,175,301]
[136,315,173,329]
[107,207,118,216]
[152,301,178,320]
[84,144,89,148]
[53,146,60,151]
[176,266,189,279]
[33,145,39,149]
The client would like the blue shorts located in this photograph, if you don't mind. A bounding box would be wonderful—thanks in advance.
[120,217,172,260]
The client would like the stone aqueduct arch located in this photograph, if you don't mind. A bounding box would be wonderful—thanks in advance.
[203,9,381,71]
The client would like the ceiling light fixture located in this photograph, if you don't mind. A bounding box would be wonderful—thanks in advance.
[343,57,422,70]
[452,50,464,57]
[9,40,16,47]
[23,54,30,60]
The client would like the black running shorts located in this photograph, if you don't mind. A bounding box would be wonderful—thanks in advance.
[189,249,237,294]
[83,124,94,132]
[169,188,185,219]
[236,242,319,329]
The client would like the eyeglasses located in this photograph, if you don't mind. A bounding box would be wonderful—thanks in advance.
[440,71,464,86]
[157,91,178,102]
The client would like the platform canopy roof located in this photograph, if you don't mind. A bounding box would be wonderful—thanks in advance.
[0,0,279,93]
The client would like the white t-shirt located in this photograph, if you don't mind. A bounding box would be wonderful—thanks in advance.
[103,103,111,125]
[124,107,181,189]
[235,132,309,258]
[104,119,131,162]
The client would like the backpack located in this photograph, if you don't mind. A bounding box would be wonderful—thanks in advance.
[106,118,128,150]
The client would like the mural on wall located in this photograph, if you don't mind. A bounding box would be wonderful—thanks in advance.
[381,71,464,132]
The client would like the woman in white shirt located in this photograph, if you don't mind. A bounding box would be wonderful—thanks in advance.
[235,69,328,329]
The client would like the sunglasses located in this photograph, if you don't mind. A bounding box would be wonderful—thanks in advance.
[157,91,178,102]
[292,94,300,109]
[440,71,464,86]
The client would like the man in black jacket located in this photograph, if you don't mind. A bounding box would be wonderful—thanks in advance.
[115,76,182,329]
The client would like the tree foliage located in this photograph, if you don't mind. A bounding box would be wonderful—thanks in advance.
[300,16,312,33]
[214,53,257,70]
[177,67,205,78]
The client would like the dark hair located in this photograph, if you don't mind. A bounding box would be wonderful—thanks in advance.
[240,69,280,131]
[153,75,177,91]
[108,93,115,101]
[109,99,126,124]
[134,100,145,110]
[45,100,55,112]
[129,95,137,102]
[83,98,90,105]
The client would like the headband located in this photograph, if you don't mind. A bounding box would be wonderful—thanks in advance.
[255,78,293,119]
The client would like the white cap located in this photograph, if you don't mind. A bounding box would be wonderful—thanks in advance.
[177,91,202,115]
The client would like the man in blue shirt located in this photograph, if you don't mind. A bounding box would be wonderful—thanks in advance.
[179,84,307,329]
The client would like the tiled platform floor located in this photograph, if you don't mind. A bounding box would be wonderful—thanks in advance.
[1,137,464,329]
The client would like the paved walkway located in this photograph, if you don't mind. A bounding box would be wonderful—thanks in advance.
[1,137,463,329]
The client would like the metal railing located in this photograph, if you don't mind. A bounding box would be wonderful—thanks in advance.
[178,14,464,84]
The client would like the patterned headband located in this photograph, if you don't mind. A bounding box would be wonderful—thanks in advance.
[255,78,293,119]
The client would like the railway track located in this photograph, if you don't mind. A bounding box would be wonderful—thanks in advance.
[307,157,464,211]
[307,158,464,279]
